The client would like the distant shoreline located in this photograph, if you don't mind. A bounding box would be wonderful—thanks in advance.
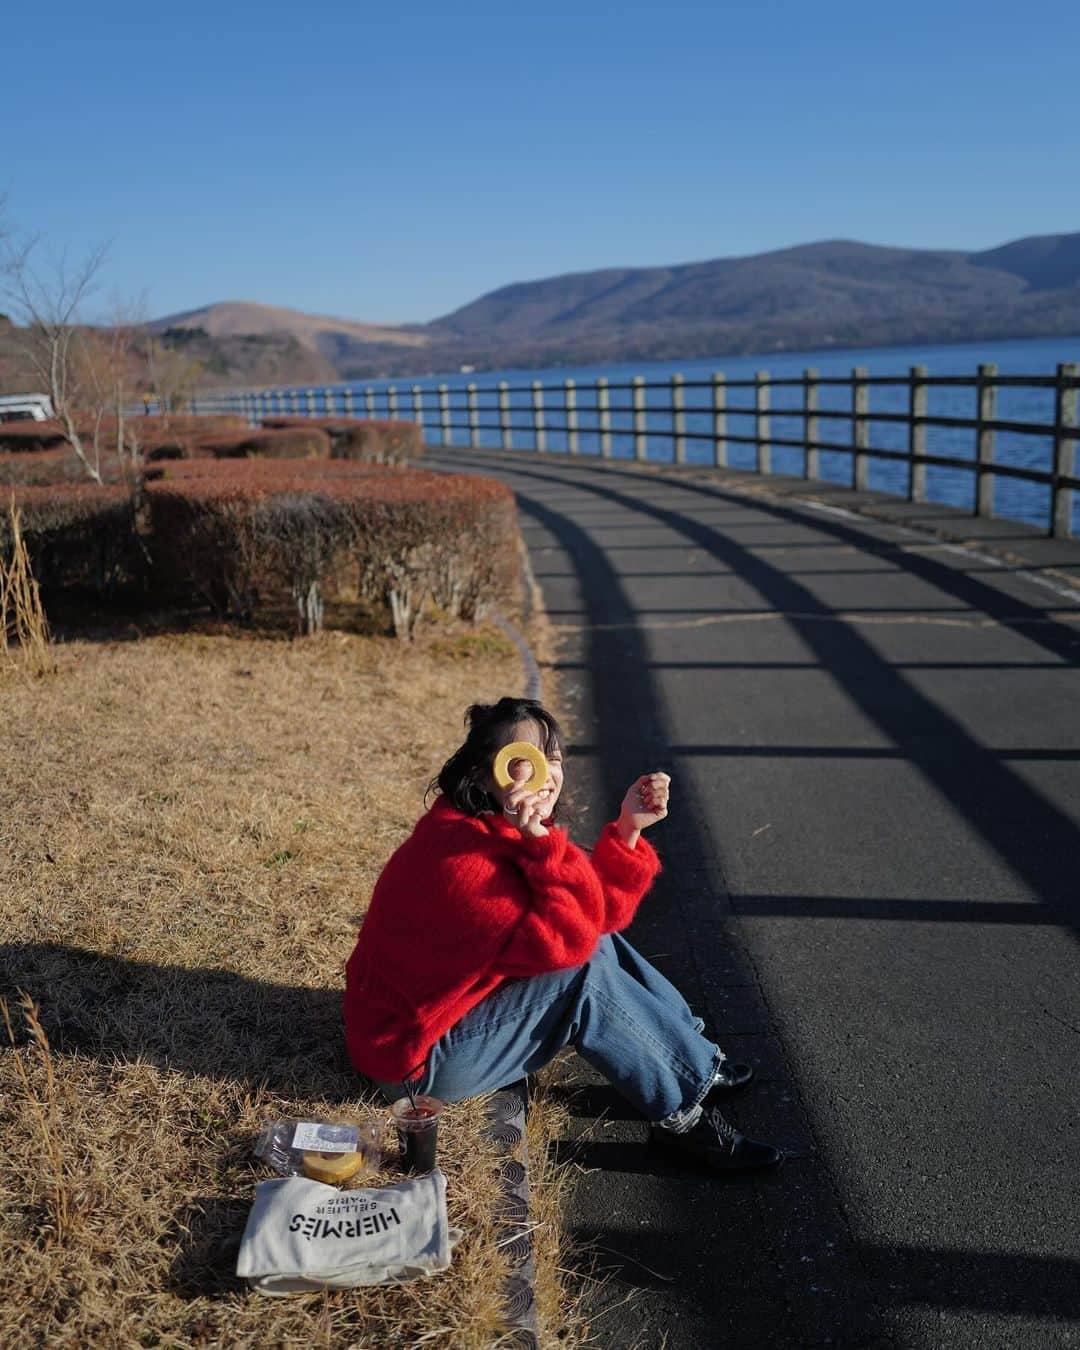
[296,331,1080,391]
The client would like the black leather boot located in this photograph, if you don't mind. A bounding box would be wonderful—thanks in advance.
[649,1106,782,1173]
[707,1060,754,1092]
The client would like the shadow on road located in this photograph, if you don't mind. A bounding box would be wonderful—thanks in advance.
[514,473,1079,937]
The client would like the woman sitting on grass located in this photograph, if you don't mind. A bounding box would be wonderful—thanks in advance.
[343,696,780,1172]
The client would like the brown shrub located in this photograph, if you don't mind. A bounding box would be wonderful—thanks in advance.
[260,416,423,464]
[0,420,70,454]
[144,442,188,462]
[134,413,248,438]
[196,427,333,460]
[146,468,517,636]
[0,485,140,593]
[260,416,350,432]
[0,414,249,463]
[332,418,423,464]
[154,458,394,483]
[0,447,94,488]
[1,451,517,637]
[245,427,333,459]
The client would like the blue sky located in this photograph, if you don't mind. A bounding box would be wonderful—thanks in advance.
[4,0,1078,324]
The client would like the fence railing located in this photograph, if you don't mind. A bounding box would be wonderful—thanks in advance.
[190,362,1080,538]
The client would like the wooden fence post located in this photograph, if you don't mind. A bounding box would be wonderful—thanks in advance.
[467,383,480,448]
[1051,361,1080,537]
[597,377,612,458]
[305,389,316,417]
[565,379,579,454]
[532,381,546,452]
[439,384,451,446]
[498,381,512,449]
[852,366,870,491]
[908,366,928,501]
[975,363,998,518]
[672,372,686,464]
[323,387,334,416]
[712,372,727,466]
[388,385,399,420]
[633,376,647,461]
[343,388,354,417]
[289,390,299,414]
[411,385,424,432]
[755,371,771,473]
[365,387,376,420]
[804,369,820,479]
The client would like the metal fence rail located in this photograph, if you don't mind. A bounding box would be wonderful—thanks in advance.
[191,362,1080,538]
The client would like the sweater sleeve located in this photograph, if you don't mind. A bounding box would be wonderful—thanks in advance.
[490,828,609,978]
[590,822,662,933]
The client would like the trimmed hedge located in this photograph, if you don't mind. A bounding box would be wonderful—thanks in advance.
[0,420,71,454]
[145,467,516,636]
[0,414,250,458]
[0,447,94,489]
[0,485,140,593]
[194,426,334,461]
[4,445,518,636]
[0,415,255,484]
[150,458,394,484]
[259,416,423,464]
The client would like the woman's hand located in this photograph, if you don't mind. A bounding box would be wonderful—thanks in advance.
[617,772,670,848]
[502,759,549,838]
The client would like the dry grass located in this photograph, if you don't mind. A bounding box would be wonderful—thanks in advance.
[0,625,577,1347]
[1,501,56,680]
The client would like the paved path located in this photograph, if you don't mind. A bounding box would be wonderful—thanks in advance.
[429,449,1080,1349]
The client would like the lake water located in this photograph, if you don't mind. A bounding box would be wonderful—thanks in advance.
[275,334,1080,534]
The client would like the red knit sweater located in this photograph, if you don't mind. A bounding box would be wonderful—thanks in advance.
[343,795,661,1082]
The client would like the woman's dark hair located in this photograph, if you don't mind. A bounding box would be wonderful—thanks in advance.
[429,697,564,819]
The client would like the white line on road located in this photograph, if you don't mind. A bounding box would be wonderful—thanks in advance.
[798,501,1080,607]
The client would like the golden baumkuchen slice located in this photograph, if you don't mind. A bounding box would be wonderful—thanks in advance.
[492,741,548,792]
[301,1149,368,1183]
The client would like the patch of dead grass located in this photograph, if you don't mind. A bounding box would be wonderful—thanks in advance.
[0,626,577,1347]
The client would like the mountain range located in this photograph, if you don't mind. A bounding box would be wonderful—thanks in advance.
[146,231,1080,382]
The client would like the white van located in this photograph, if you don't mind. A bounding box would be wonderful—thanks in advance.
[0,393,55,424]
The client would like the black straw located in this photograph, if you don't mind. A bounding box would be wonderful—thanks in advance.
[402,1078,418,1111]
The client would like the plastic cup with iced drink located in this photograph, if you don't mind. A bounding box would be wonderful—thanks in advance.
[390,1095,444,1173]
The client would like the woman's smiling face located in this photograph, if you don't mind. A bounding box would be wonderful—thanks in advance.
[490,718,565,815]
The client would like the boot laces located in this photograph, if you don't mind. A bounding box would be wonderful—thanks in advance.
[704,1107,738,1144]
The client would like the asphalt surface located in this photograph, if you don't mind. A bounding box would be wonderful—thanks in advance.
[428,447,1080,1350]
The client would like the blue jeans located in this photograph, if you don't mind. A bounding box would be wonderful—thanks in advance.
[375,933,722,1126]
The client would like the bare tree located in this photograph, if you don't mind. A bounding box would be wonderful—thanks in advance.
[78,296,151,489]
[1,232,111,484]
[145,332,203,417]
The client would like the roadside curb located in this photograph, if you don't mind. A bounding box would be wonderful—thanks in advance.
[483,1085,538,1348]
[493,611,542,702]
